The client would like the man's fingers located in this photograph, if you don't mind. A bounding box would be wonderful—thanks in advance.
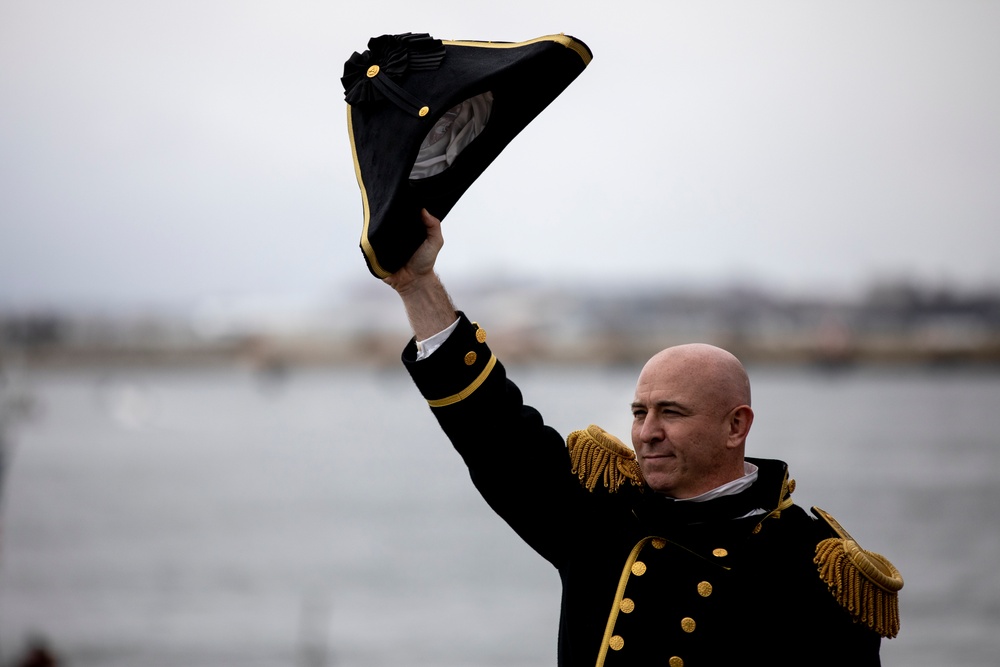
[421,208,442,234]
[421,209,443,246]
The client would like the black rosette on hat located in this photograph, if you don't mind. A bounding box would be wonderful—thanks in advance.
[344,33,592,278]
[342,33,446,112]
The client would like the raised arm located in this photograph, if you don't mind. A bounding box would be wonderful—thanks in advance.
[383,209,458,340]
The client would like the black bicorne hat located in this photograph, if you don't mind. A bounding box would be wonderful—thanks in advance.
[344,33,592,278]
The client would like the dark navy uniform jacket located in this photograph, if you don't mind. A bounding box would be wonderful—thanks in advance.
[403,313,882,666]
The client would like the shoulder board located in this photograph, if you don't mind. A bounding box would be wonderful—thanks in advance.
[811,506,904,638]
[566,425,644,493]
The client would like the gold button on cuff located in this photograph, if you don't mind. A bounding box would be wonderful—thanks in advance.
[651,538,666,549]
[619,598,635,614]
[669,657,684,667]
[697,581,713,597]
[681,617,696,633]
[464,351,478,366]
[712,548,728,558]
[418,106,429,117]
[366,64,380,78]
[609,635,624,651]
[631,561,646,576]
[475,328,487,343]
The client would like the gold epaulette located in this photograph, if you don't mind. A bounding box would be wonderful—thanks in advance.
[812,507,904,638]
[566,425,644,493]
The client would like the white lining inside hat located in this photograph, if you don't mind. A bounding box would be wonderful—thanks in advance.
[409,91,494,180]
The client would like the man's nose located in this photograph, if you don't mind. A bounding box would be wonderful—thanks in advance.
[638,415,662,444]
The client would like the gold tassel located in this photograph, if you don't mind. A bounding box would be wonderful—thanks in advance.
[567,425,644,493]
[814,537,904,638]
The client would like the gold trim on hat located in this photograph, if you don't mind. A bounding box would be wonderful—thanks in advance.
[442,34,593,66]
[347,34,590,279]
[347,104,389,278]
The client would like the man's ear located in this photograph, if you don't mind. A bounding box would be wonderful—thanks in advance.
[726,405,754,448]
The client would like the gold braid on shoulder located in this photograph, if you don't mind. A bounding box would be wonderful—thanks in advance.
[811,507,904,639]
[566,425,644,493]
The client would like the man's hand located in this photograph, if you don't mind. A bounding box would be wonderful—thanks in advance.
[383,209,444,295]
[384,209,458,341]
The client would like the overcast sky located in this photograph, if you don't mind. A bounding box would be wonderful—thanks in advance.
[1,0,998,311]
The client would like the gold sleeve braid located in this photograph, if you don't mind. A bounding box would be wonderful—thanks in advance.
[811,507,904,639]
[566,425,644,493]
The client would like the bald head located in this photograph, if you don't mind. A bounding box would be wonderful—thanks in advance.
[640,343,751,415]
[631,343,754,497]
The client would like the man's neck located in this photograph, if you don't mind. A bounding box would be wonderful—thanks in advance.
[674,461,759,503]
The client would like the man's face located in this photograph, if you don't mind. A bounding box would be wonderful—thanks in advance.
[630,351,740,498]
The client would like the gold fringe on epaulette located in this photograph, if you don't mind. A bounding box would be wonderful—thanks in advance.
[567,425,644,493]
[814,537,904,638]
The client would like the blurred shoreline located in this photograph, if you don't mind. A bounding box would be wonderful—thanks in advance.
[3,281,999,369]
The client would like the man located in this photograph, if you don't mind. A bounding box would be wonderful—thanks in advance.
[385,210,902,666]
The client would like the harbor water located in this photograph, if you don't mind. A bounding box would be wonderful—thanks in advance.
[1,363,998,666]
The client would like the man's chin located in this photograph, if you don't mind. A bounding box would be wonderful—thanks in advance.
[640,470,679,496]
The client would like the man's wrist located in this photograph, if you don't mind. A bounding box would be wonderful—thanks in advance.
[394,272,458,341]
[392,271,440,298]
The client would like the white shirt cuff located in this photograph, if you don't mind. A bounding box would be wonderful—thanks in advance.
[414,317,461,361]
